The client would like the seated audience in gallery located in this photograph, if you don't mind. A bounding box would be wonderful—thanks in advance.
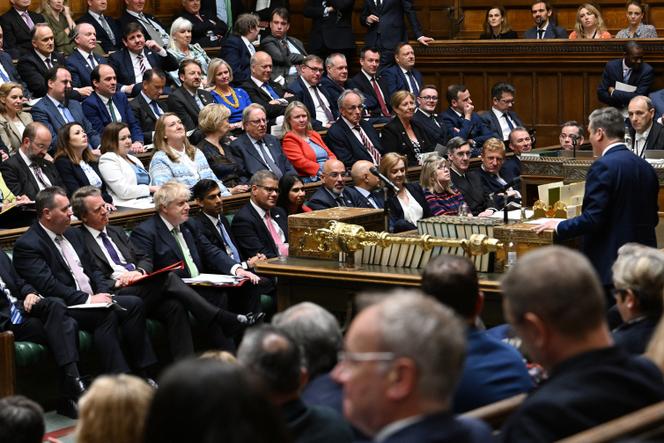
[207,58,251,129]
[568,3,612,39]
[277,174,311,215]
[419,154,467,216]
[615,1,658,38]
[480,6,518,39]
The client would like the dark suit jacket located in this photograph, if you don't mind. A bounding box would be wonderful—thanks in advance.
[481,109,524,141]
[306,187,362,210]
[287,76,338,130]
[384,182,431,233]
[31,96,101,150]
[53,156,112,203]
[237,78,292,122]
[0,153,63,200]
[16,50,66,99]
[442,108,496,154]
[381,64,423,99]
[360,0,422,52]
[303,0,355,52]
[382,411,492,443]
[200,0,245,25]
[500,156,521,181]
[65,50,107,88]
[346,186,385,209]
[82,91,144,142]
[598,58,654,108]
[630,122,664,154]
[412,108,448,146]
[0,51,28,92]
[188,213,241,263]
[0,9,46,58]
[347,71,391,117]
[325,119,384,167]
[129,92,167,144]
[174,10,227,47]
[523,23,568,39]
[501,347,664,442]
[166,86,214,131]
[130,214,237,278]
[228,133,296,183]
[117,11,168,46]
[556,144,659,285]
[477,167,520,210]
[231,202,288,259]
[219,35,252,85]
[13,224,112,306]
[259,35,306,82]
[319,75,345,106]
[450,168,494,216]
[0,250,38,331]
[381,116,434,166]
[76,12,122,53]
[108,48,179,96]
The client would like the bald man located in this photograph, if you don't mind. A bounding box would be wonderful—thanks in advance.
[627,95,664,156]
[306,159,365,210]
[347,160,384,208]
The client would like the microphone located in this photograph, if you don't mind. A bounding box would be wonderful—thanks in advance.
[369,166,400,194]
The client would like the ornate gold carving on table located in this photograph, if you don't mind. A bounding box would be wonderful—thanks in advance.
[532,200,571,219]
[521,156,566,178]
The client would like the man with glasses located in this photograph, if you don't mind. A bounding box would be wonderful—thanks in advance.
[232,170,289,258]
[560,121,585,150]
[447,137,495,217]
[502,127,533,179]
[307,159,364,210]
[287,54,338,130]
[228,103,296,183]
[412,85,448,147]
[482,83,524,144]
[331,290,493,442]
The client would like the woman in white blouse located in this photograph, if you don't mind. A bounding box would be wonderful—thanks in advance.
[0,82,32,155]
[99,122,159,207]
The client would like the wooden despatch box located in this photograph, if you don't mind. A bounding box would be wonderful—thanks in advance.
[288,207,385,259]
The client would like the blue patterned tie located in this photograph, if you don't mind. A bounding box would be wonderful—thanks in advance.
[2,277,23,325]
[218,218,240,263]
[99,232,136,271]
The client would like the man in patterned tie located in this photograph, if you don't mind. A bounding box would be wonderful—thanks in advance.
[0,0,45,58]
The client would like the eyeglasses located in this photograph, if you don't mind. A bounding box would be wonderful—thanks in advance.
[256,185,280,194]
[344,105,365,111]
[247,118,267,125]
[337,351,395,365]
[420,96,438,101]
[303,64,324,73]
[499,98,515,105]
[327,171,350,178]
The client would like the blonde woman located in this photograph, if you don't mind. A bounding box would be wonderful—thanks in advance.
[38,0,76,54]
[569,4,612,39]
[207,58,251,128]
[0,82,32,155]
[420,154,467,216]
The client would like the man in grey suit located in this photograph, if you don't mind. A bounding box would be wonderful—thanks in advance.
[523,1,567,39]
[481,82,524,144]
[259,8,306,86]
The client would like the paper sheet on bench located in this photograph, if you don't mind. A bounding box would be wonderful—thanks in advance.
[524,218,566,225]
[68,302,113,309]
[615,81,637,93]
[182,274,241,285]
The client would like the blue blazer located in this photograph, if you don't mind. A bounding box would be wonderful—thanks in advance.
[381,64,423,99]
[598,58,654,109]
[82,92,144,143]
[219,35,252,85]
[76,12,122,53]
[65,50,107,88]
[523,24,568,39]
[231,202,288,259]
[346,186,385,209]
[325,119,384,168]
[480,109,524,141]
[442,107,495,155]
[108,48,179,96]
[31,97,101,150]
[130,214,237,278]
[556,145,659,285]
[360,0,423,52]
[228,133,297,183]
[287,76,338,130]
[0,51,28,94]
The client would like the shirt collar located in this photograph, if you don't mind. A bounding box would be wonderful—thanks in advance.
[301,77,314,89]
[77,47,93,59]
[251,76,265,88]
[602,141,624,156]
[203,212,222,226]
[46,94,65,108]
[249,199,268,218]
[83,224,106,238]
[39,222,61,242]
[140,90,154,104]
[159,214,177,232]
[354,185,370,197]
[374,415,427,442]
[19,148,33,167]
[637,123,653,141]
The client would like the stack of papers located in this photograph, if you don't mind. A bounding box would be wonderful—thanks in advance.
[182,274,244,286]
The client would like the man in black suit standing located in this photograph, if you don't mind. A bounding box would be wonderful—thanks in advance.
[347,47,390,121]
[347,160,384,209]
[12,186,158,380]
[627,95,664,156]
[446,137,496,217]
[259,8,306,86]
[231,170,289,259]
[76,0,122,53]
[303,0,355,64]
[1,122,63,201]
[129,69,167,144]
[228,103,296,182]
[167,59,214,135]
[482,82,524,144]
[307,159,363,210]
[412,85,448,147]
[0,0,45,58]
[325,89,384,168]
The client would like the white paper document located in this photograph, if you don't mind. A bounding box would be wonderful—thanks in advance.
[182,274,242,285]
[615,81,637,93]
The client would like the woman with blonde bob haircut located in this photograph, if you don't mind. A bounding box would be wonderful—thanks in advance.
[569,3,612,39]
[76,374,154,443]
[0,82,32,155]
[420,153,467,216]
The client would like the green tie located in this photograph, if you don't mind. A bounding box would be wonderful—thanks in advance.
[108,99,118,122]
[171,227,199,278]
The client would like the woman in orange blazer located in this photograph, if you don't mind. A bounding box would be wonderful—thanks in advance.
[281,101,336,183]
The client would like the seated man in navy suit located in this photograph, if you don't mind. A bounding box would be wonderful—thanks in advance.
[0,24,30,94]
[76,0,122,53]
[422,254,533,413]
[347,159,384,209]
[31,66,101,151]
[442,84,498,156]
[481,82,524,144]
[502,127,532,179]
[332,290,493,442]
[347,46,391,121]
[231,170,289,259]
[166,59,214,137]
[82,64,144,152]
[307,159,363,210]
[325,89,384,168]
[219,13,259,85]
[228,104,296,183]
[129,69,168,145]
[523,1,567,38]
[287,54,337,129]
[65,23,107,89]
[477,137,521,210]
[319,53,349,107]
[412,85,448,147]
[599,42,653,111]
[381,43,423,99]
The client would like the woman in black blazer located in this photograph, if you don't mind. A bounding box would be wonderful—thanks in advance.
[54,123,113,204]
[479,6,518,39]
[380,152,432,233]
[381,90,435,166]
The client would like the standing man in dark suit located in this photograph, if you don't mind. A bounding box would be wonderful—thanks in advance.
[303,0,355,64]
[231,170,289,259]
[118,0,170,47]
[347,47,391,121]
[381,43,423,99]
[347,159,384,209]
[175,0,227,47]
[523,1,567,39]
[446,137,495,217]
[598,42,653,111]
[108,23,179,97]
[130,69,167,144]
[228,103,296,182]
[219,13,259,86]
[442,84,498,156]
[167,59,214,134]
[536,107,659,287]
[307,159,363,210]
[1,122,64,200]
[360,0,433,67]
[325,89,384,167]
[65,23,107,89]
[76,0,122,53]
[0,0,45,58]
[12,186,158,380]
[287,55,338,130]
[82,64,145,150]
[628,95,664,156]
[259,8,306,86]
[481,82,524,144]
[412,85,448,147]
